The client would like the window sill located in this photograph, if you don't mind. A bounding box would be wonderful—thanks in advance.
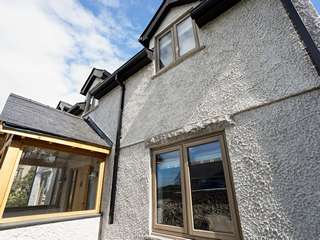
[0,211,101,230]
[152,45,205,79]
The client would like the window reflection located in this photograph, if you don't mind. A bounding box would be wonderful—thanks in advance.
[187,141,234,233]
[4,146,101,218]
[159,31,174,69]
[177,17,196,56]
[156,150,183,227]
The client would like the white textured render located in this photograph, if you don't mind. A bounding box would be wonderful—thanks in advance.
[2,0,319,239]
[94,0,320,239]
[0,217,100,240]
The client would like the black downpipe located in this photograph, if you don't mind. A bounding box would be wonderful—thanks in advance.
[280,0,320,75]
[108,75,125,224]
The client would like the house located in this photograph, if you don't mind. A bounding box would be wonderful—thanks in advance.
[0,0,319,239]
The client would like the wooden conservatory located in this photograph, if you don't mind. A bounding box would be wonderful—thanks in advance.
[0,94,110,226]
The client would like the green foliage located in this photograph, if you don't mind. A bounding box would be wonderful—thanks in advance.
[6,166,36,208]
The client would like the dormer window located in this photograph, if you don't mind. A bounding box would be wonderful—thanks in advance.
[156,15,200,72]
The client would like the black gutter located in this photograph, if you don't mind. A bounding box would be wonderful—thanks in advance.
[191,0,240,27]
[280,0,320,75]
[90,48,152,99]
[108,74,125,224]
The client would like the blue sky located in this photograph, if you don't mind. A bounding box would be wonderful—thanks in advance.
[0,0,161,109]
[311,0,320,13]
[0,0,319,110]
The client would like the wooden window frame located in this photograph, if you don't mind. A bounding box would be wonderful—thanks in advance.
[0,136,107,225]
[151,133,242,240]
[155,12,201,74]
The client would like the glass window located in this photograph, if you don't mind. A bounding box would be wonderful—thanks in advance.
[3,146,101,218]
[187,141,233,233]
[159,31,174,69]
[152,136,239,240]
[177,17,196,56]
[155,150,183,227]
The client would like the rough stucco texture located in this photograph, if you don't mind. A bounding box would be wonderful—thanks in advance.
[226,89,320,240]
[121,0,319,147]
[89,85,121,142]
[95,0,320,239]
[0,217,100,240]
[100,142,151,240]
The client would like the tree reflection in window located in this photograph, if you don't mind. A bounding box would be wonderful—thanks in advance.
[187,141,233,233]
[156,150,183,227]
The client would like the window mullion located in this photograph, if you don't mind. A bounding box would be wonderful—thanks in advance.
[181,144,194,235]
[192,19,200,49]
[172,26,178,61]
[178,145,188,234]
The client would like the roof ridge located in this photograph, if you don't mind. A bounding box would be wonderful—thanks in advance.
[9,93,83,120]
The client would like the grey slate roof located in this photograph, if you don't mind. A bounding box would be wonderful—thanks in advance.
[0,94,109,148]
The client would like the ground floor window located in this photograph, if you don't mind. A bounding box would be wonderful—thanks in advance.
[152,134,241,240]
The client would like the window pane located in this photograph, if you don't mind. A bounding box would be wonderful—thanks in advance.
[177,17,196,56]
[159,31,173,69]
[156,150,183,227]
[4,146,101,218]
[187,141,234,233]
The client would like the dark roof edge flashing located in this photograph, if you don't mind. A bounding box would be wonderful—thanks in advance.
[84,116,114,147]
[80,68,111,96]
[90,48,153,99]
[2,121,108,148]
[191,0,241,27]
[280,0,320,76]
[139,0,198,47]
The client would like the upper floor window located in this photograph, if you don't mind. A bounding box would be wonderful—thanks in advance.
[156,15,200,72]
[151,135,241,240]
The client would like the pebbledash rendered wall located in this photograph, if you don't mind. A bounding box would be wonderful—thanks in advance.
[89,0,320,240]
[0,217,101,240]
[1,0,318,240]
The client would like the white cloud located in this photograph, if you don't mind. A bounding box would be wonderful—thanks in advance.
[0,0,131,110]
[97,0,120,8]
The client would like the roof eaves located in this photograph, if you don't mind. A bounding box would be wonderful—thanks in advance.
[139,0,199,47]
[2,121,108,148]
[191,0,241,27]
[80,68,111,96]
[90,48,153,99]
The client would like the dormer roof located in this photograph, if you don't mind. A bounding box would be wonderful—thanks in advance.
[80,68,111,96]
[139,0,241,48]
[139,0,199,48]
